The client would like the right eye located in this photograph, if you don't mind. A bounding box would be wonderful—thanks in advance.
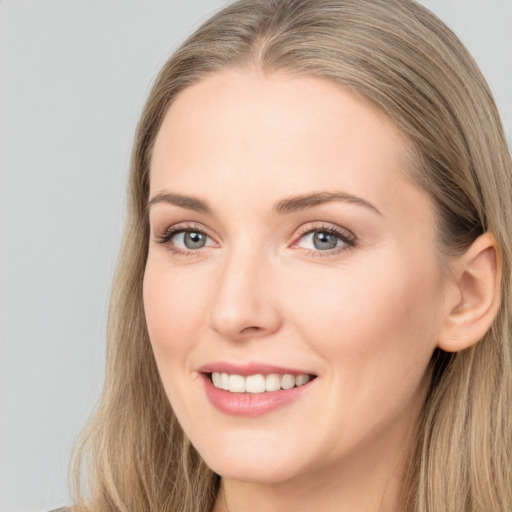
[157,225,216,254]
[172,230,211,249]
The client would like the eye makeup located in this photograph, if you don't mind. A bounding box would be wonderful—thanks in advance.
[291,222,357,257]
[154,222,216,257]
[153,219,357,259]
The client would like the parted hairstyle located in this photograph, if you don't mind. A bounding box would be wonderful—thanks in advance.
[70,1,512,510]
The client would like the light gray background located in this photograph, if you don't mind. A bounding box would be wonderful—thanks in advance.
[0,1,510,511]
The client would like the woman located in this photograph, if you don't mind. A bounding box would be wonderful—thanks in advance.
[69,0,512,510]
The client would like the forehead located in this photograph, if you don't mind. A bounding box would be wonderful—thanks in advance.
[150,69,423,219]
[152,70,413,173]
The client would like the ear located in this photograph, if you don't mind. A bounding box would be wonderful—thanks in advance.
[438,232,501,353]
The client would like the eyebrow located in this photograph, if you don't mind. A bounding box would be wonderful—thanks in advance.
[147,190,382,216]
[274,191,382,216]
[147,192,211,214]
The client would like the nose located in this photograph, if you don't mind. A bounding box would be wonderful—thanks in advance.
[207,247,282,341]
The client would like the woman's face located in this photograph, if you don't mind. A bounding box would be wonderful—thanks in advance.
[144,70,451,485]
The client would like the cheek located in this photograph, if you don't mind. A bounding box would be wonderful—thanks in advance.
[292,261,439,335]
[143,261,209,369]
[284,255,443,395]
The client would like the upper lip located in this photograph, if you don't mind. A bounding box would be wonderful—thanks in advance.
[198,361,316,376]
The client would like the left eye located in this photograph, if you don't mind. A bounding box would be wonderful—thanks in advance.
[297,230,347,251]
[170,230,213,250]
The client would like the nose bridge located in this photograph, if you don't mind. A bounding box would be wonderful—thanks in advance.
[208,236,280,340]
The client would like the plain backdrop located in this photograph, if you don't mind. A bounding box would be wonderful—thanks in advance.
[0,1,510,511]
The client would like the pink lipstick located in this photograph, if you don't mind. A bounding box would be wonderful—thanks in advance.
[199,362,316,416]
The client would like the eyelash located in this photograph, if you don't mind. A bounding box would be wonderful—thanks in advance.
[293,224,356,256]
[155,222,357,257]
[156,223,211,257]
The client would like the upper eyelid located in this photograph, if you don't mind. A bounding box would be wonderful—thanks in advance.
[154,222,217,247]
[155,224,217,256]
[157,221,212,237]
[153,220,356,247]
[294,222,355,239]
[291,223,357,253]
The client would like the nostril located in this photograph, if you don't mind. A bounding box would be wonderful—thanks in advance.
[241,326,262,333]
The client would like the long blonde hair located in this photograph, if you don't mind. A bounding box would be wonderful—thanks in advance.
[71,1,512,510]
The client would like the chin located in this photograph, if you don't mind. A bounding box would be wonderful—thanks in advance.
[194,435,311,484]
[206,455,300,484]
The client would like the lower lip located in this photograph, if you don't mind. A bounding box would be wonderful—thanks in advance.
[201,374,314,417]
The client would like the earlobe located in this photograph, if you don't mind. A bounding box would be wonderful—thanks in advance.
[437,233,501,353]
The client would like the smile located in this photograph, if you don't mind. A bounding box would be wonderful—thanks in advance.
[200,365,317,416]
[210,372,312,394]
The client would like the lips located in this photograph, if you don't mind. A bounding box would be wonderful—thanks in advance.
[198,362,317,416]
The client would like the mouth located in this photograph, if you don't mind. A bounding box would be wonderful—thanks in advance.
[199,365,317,416]
[208,371,315,394]
[198,361,318,417]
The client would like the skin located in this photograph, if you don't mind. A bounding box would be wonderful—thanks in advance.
[143,70,457,512]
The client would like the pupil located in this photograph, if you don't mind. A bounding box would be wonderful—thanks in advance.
[184,231,206,249]
[313,231,338,250]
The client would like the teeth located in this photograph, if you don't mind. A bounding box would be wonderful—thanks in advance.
[212,372,221,388]
[246,374,266,393]
[228,374,245,393]
[281,374,295,390]
[211,372,312,394]
[296,374,310,386]
[266,373,281,392]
